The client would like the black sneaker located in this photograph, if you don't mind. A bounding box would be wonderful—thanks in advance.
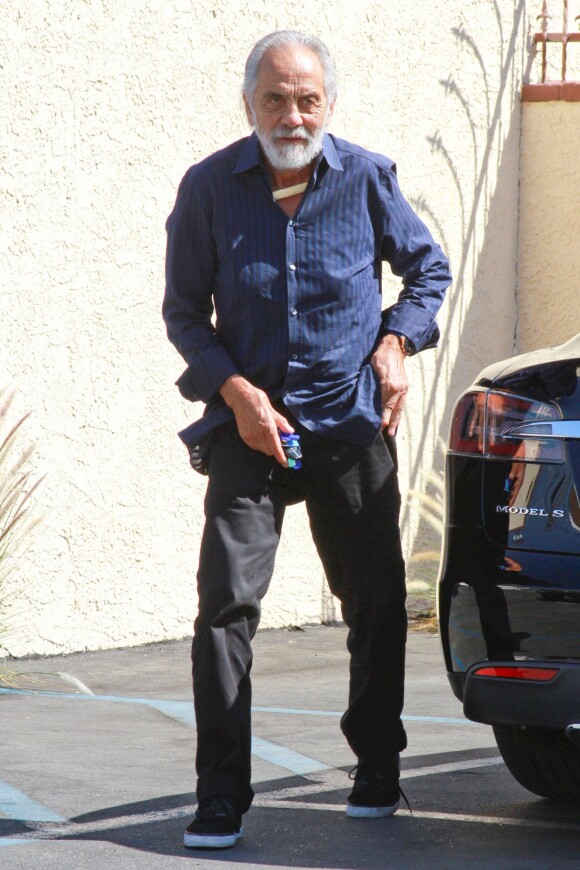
[346,755,408,818]
[183,796,243,849]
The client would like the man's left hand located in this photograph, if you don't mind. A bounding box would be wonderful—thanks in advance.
[371,334,409,436]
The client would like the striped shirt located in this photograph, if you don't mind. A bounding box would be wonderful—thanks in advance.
[164,132,451,453]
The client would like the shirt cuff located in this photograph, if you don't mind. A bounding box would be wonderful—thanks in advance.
[381,303,440,353]
[175,345,239,402]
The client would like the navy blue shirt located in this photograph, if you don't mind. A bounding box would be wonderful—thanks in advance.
[164,132,451,452]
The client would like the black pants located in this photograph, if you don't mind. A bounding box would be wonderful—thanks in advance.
[192,417,408,814]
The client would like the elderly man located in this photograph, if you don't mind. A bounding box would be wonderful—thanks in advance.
[164,30,451,849]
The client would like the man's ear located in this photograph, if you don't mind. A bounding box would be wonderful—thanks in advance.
[327,96,337,123]
[243,95,254,128]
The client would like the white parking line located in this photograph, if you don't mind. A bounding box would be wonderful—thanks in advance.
[0,807,195,847]
[1,689,480,728]
[3,751,580,850]
[0,687,540,851]
[0,781,65,823]
[402,756,504,779]
[258,756,504,801]
[251,736,330,774]
[0,690,327,776]
[253,800,580,833]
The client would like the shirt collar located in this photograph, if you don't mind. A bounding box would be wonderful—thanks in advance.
[233,131,343,175]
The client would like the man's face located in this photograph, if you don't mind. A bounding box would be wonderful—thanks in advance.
[245,45,334,172]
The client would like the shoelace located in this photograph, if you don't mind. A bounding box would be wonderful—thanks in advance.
[198,796,237,821]
[398,783,412,814]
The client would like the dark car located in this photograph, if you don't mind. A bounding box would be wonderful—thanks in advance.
[437,333,580,801]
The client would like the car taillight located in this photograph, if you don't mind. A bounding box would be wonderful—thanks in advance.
[449,390,486,454]
[487,391,563,462]
[449,390,564,462]
[473,665,559,682]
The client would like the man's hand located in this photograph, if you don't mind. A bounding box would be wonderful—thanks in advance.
[219,375,294,466]
[371,334,409,436]
[508,463,526,506]
[507,443,527,506]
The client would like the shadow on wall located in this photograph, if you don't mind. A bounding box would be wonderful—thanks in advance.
[401,0,533,589]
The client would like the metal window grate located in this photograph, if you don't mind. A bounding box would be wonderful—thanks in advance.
[534,1,580,83]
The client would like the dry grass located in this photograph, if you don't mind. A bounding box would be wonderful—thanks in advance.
[0,388,46,674]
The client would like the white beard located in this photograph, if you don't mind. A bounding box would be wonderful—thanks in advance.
[252,114,327,171]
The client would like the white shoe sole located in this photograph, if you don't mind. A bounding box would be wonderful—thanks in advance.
[346,800,400,818]
[183,827,244,849]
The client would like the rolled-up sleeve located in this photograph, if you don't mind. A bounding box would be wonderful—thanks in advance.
[378,166,451,352]
[163,167,238,402]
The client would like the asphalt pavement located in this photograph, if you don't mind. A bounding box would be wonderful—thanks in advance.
[2,624,580,869]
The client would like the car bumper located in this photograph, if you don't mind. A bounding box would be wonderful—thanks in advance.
[438,527,580,674]
[459,660,580,730]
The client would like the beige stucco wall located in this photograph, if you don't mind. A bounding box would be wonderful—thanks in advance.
[517,101,580,352]
[0,1,529,656]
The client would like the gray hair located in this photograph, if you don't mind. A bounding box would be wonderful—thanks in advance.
[243,31,337,108]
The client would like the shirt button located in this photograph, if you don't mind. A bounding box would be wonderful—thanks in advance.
[291,353,298,360]
[291,308,298,316]
[289,264,296,271]
[289,220,293,226]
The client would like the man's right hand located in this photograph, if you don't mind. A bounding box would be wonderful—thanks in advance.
[219,375,294,467]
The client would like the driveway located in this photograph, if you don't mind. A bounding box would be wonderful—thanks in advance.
[2,626,579,868]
